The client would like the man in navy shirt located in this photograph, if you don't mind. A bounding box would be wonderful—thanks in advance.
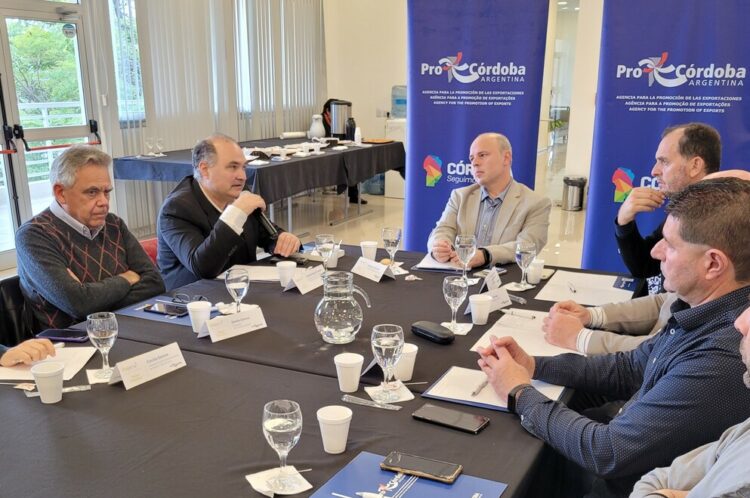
[479,178,750,497]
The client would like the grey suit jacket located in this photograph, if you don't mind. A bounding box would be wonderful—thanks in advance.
[586,292,677,354]
[427,180,551,265]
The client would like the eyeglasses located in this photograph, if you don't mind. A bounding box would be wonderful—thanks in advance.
[171,294,208,304]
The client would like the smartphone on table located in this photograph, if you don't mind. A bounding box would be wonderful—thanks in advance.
[36,328,89,343]
[380,451,463,484]
[412,403,490,434]
[143,302,189,318]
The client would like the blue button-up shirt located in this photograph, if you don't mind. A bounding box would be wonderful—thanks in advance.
[474,181,512,247]
[516,286,750,488]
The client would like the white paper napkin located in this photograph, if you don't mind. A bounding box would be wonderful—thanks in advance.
[245,466,312,496]
[364,381,415,402]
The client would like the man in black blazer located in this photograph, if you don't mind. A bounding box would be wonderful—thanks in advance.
[157,134,300,290]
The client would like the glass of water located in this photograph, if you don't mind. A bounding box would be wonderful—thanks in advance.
[507,238,537,291]
[225,268,249,313]
[371,324,404,403]
[262,400,303,493]
[86,312,118,379]
[443,276,468,333]
[455,234,477,280]
[315,233,335,270]
[381,227,402,271]
[155,137,165,156]
[144,137,155,156]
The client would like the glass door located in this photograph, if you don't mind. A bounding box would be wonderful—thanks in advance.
[0,6,96,269]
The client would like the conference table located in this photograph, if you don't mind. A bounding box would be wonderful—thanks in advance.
[0,249,636,497]
[113,138,406,230]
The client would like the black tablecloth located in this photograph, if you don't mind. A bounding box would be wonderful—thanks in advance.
[113,138,406,204]
[0,339,542,497]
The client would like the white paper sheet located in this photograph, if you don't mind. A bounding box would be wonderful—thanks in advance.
[469,309,584,357]
[534,270,633,306]
[216,265,279,282]
[412,253,463,272]
[425,366,564,411]
[0,347,97,381]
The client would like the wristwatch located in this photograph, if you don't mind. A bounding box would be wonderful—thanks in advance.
[479,247,491,268]
[507,383,533,414]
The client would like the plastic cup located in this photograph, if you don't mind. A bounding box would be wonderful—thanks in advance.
[327,249,339,269]
[276,261,297,288]
[527,259,545,285]
[333,353,364,393]
[31,362,65,404]
[317,405,353,454]
[187,301,212,333]
[469,294,493,325]
[360,241,378,260]
[394,343,419,382]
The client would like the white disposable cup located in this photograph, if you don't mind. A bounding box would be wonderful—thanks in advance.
[360,241,378,260]
[327,250,339,269]
[527,259,545,285]
[317,405,353,454]
[276,261,297,288]
[31,362,65,404]
[394,343,419,382]
[469,294,494,325]
[334,353,364,393]
[187,301,212,333]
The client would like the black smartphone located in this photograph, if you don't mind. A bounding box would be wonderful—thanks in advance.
[143,302,189,318]
[36,327,89,343]
[380,451,463,484]
[412,403,490,434]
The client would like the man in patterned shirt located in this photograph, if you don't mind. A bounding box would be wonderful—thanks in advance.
[478,178,750,497]
[16,145,164,331]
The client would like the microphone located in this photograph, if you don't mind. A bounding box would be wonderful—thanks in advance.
[254,209,279,240]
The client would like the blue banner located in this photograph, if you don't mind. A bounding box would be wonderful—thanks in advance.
[583,0,750,272]
[403,0,549,251]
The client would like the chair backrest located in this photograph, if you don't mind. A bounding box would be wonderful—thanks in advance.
[0,275,34,347]
[140,237,158,266]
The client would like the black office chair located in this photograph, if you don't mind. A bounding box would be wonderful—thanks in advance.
[0,275,34,347]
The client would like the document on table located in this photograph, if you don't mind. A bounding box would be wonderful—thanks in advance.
[534,269,634,306]
[423,366,564,412]
[469,309,584,357]
[411,253,463,273]
[0,347,96,381]
[217,265,279,282]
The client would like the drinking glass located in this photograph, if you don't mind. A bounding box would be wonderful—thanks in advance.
[512,238,537,291]
[315,233,335,269]
[455,234,477,280]
[381,227,402,270]
[86,312,118,379]
[443,276,468,333]
[262,400,303,493]
[144,137,155,156]
[225,268,249,313]
[155,137,164,156]
[371,324,404,403]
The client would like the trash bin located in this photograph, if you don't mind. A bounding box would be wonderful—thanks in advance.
[562,176,587,211]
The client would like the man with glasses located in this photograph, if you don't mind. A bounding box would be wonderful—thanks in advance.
[15,145,165,332]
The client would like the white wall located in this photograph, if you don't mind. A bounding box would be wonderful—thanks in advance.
[322,0,407,138]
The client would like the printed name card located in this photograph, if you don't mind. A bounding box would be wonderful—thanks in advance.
[198,305,267,343]
[464,287,512,316]
[283,265,324,294]
[108,342,186,390]
[484,267,503,291]
[351,257,396,282]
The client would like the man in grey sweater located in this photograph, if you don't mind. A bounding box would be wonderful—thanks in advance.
[15,145,164,331]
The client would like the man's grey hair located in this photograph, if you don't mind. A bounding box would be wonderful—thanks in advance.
[192,133,239,180]
[477,132,513,165]
[49,145,111,188]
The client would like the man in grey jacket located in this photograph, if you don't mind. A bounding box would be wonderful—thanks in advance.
[630,302,750,498]
[427,132,551,267]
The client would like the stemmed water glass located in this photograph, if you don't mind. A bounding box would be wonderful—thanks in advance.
[86,312,118,379]
[262,400,303,493]
[381,227,402,271]
[443,276,468,333]
[144,137,155,156]
[371,324,404,403]
[455,234,477,280]
[315,233,335,270]
[225,268,249,313]
[507,238,537,291]
[155,137,165,156]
